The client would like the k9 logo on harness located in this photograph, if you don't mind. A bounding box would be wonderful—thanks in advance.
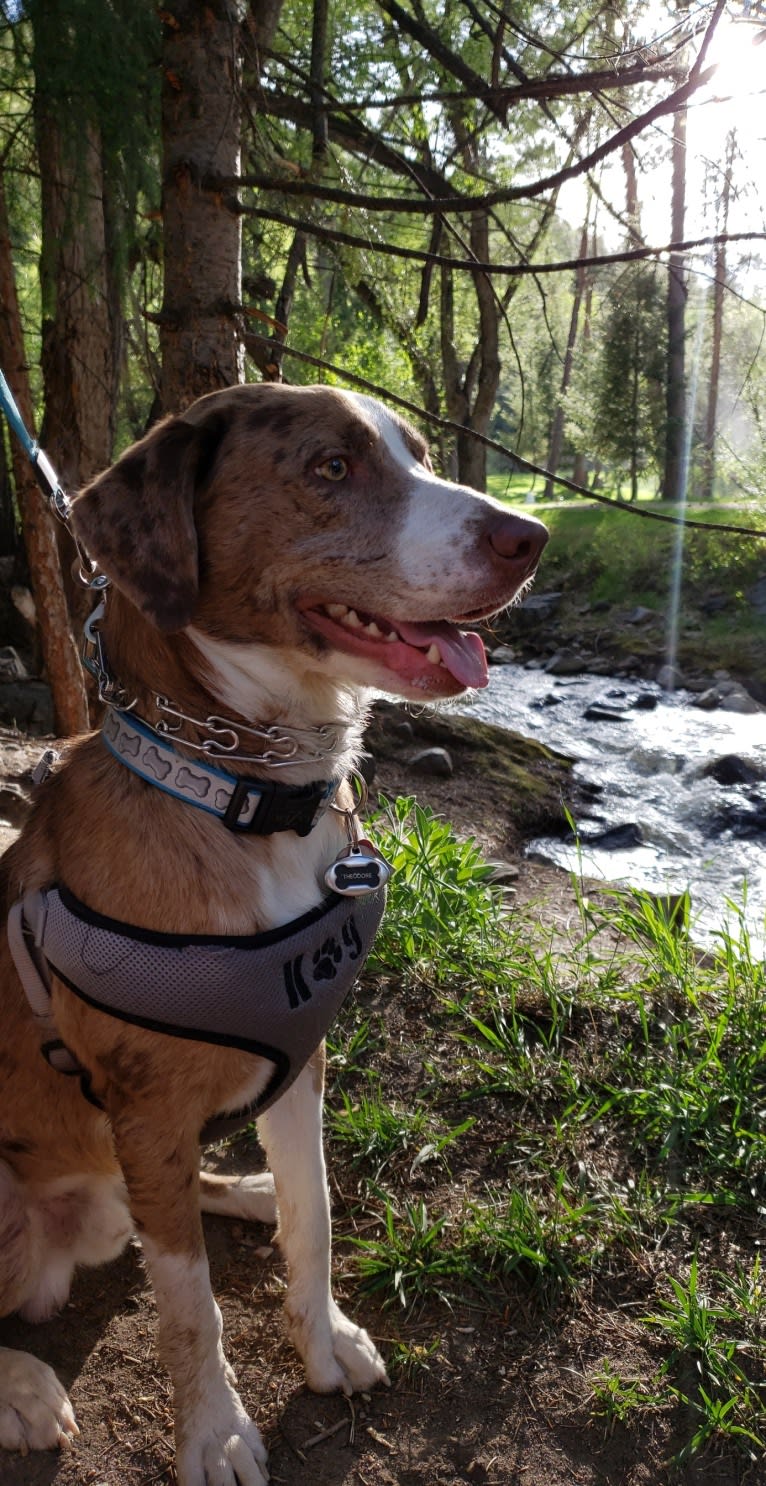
[324,839,392,897]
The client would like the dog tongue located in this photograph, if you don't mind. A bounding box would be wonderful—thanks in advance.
[396,621,488,689]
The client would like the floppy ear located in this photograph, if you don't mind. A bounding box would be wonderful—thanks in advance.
[71,413,226,632]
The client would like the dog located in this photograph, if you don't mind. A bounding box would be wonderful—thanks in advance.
[0,383,547,1485]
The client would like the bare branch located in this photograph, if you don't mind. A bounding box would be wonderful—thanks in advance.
[235,204,766,280]
[228,65,717,214]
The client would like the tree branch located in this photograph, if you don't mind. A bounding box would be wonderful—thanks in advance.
[228,65,716,213]
[242,332,766,539]
[234,204,766,280]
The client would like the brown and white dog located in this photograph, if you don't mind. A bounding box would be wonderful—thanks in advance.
[0,384,547,1485]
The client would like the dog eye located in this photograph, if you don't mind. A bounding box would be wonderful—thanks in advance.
[316,456,349,482]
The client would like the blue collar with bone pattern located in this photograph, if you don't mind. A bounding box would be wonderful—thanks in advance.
[101,708,340,836]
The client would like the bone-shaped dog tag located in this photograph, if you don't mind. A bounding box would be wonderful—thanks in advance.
[324,840,391,897]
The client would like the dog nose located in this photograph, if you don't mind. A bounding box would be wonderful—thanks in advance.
[487,511,548,568]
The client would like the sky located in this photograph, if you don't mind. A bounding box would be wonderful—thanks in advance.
[557,13,766,292]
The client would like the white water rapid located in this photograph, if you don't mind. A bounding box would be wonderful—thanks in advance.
[462,665,766,951]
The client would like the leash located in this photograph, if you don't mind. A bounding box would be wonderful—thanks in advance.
[0,365,108,591]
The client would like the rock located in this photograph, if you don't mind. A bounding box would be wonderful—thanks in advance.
[695,680,762,714]
[657,663,683,691]
[746,575,766,615]
[712,792,766,838]
[487,644,516,665]
[702,755,766,787]
[590,599,611,614]
[700,593,729,615]
[584,703,631,722]
[581,821,643,850]
[523,590,562,616]
[0,647,28,680]
[692,688,720,711]
[545,651,588,676]
[0,681,54,735]
[0,784,29,826]
[625,606,656,625]
[578,779,605,799]
[720,691,760,715]
[409,746,454,778]
[632,692,658,711]
[511,591,562,630]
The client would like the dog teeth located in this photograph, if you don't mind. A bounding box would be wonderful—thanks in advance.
[426,643,442,664]
[323,604,400,644]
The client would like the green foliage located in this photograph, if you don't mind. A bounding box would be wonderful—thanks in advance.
[367,796,505,984]
[565,264,667,493]
[592,1256,766,1461]
[27,0,159,218]
[325,797,766,1461]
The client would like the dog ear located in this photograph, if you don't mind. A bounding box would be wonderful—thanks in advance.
[71,412,226,632]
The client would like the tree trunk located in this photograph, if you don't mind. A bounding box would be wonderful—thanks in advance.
[700,129,735,502]
[630,327,640,500]
[462,210,501,491]
[33,8,120,643]
[0,429,19,556]
[0,166,88,735]
[544,214,590,500]
[662,104,687,503]
[34,106,118,490]
[622,141,642,243]
[265,0,324,382]
[160,0,245,412]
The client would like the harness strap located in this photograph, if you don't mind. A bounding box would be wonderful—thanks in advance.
[7,896,84,1076]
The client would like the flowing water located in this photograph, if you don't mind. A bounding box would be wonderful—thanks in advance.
[462,665,766,950]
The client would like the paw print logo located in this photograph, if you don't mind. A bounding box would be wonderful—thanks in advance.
[313,937,343,981]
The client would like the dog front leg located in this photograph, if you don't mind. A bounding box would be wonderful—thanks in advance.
[257,1048,388,1394]
[110,1112,268,1486]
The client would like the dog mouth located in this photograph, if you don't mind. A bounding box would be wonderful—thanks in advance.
[301,601,490,693]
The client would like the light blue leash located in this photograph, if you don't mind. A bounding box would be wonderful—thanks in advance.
[0,365,108,588]
[0,366,71,520]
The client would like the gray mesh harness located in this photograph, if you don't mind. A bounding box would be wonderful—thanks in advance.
[8,884,385,1137]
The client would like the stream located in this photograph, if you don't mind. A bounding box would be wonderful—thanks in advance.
[461,665,766,952]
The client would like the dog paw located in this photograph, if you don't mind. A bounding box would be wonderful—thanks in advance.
[176,1381,269,1486]
[291,1299,389,1396]
[176,1415,269,1486]
[0,1348,79,1452]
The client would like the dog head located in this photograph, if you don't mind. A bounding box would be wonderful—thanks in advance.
[72,384,547,702]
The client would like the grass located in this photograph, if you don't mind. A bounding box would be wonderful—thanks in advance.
[324,798,766,1468]
[482,482,766,686]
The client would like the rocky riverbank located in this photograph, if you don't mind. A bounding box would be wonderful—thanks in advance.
[485,586,766,712]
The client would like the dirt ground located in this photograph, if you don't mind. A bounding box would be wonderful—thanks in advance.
[0,721,758,1486]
